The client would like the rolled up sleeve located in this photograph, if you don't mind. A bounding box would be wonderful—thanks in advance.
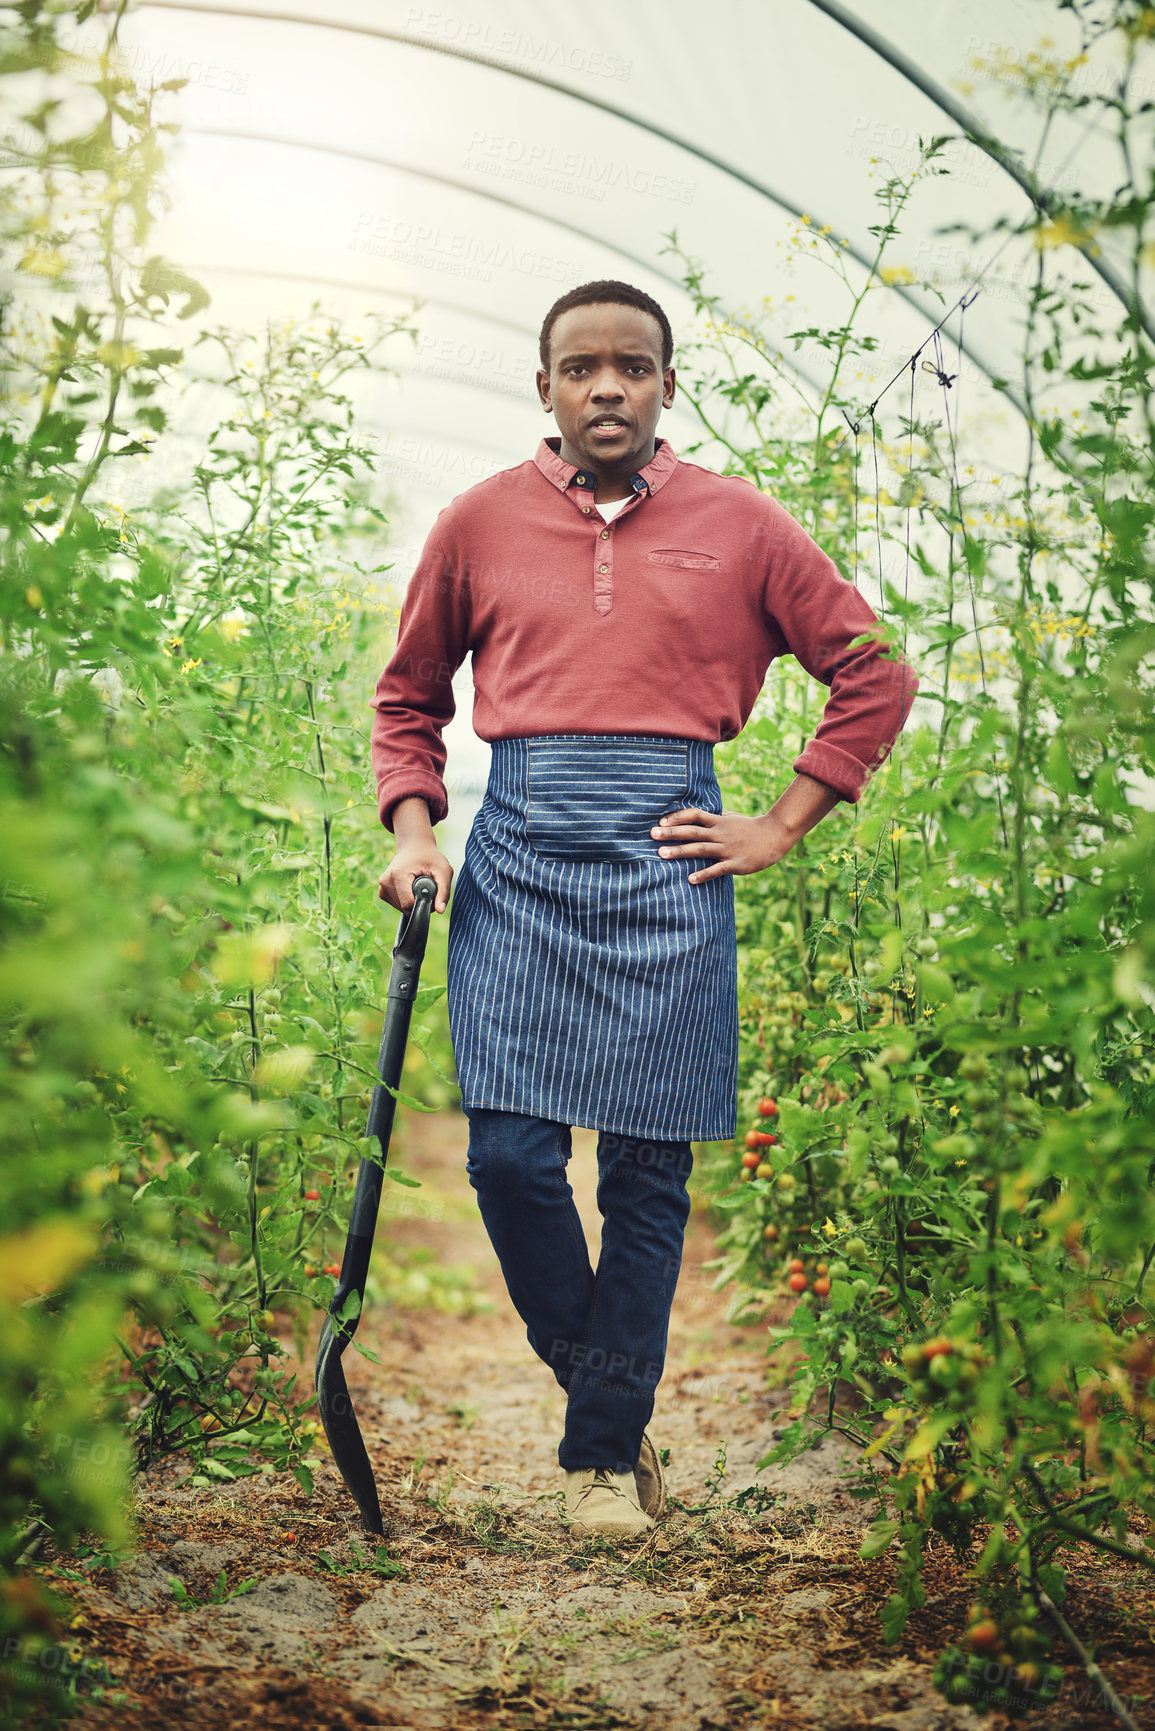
[370,531,471,832]
[763,503,919,803]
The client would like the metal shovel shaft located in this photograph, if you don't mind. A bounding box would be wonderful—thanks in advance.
[314,874,438,1534]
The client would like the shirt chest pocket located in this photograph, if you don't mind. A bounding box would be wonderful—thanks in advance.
[527,738,689,862]
[647,549,721,571]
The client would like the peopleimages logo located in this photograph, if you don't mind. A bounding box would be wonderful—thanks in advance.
[464,131,696,205]
[350,213,581,285]
[404,7,632,81]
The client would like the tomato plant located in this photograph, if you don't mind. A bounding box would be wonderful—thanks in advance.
[0,9,473,1713]
[676,12,1155,1710]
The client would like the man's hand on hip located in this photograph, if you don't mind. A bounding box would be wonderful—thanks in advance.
[650,774,842,885]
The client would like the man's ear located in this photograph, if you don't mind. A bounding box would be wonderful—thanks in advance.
[536,368,552,411]
[663,366,676,410]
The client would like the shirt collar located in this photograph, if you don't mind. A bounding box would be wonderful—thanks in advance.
[534,435,678,499]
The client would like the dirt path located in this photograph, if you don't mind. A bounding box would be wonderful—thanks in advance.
[44,1113,1153,1730]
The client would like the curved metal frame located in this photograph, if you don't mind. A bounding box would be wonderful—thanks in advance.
[806,0,1153,344]
[179,124,830,409]
[138,0,1024,413]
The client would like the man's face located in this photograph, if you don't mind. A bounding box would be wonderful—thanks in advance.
[536,302,675,488]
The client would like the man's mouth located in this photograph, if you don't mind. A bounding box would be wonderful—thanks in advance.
[588,416,629,439]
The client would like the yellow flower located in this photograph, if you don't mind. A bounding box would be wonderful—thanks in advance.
[19,246,67,279]
[879,265,916,286]
[949,1104,960,1118]
[180,657,202,675]
[1035,214,1097,252]
[96,341,140,369]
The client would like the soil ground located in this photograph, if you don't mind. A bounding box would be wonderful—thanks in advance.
[34,1113,1155,1730]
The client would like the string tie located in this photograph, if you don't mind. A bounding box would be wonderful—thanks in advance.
[921,359,957,388]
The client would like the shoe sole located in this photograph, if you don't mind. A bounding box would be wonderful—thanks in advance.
[568,1514,653,1537]
[634,1432,666,1520]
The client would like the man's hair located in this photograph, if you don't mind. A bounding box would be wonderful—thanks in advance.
[539,280,673,371]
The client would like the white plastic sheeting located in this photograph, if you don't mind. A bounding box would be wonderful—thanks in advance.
[107,0,1148,811]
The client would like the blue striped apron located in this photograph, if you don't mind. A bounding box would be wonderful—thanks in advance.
[446,735,737,1141]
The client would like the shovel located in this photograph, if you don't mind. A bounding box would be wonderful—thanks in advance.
[314,872,438,1535]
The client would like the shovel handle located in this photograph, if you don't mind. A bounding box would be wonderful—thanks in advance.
[331,874,439,1326]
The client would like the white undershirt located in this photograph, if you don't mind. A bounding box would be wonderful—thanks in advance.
[595,496,630,522]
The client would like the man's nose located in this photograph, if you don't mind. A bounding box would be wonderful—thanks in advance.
[590,370,625,398]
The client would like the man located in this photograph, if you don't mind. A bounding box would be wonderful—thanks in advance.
[371,280,917,1538]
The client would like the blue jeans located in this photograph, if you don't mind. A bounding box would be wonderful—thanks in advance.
[464,1107,693,1473]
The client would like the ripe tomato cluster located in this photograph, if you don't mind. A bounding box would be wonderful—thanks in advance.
[739,1097,780,1178]
[783,1256,831,1299]
[933,1602,1062,1713]
[303,1261,341,1278]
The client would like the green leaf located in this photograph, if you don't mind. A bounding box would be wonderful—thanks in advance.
[880,1591,912,1645]
[859,1519,900,1560]
[378,1082,437,1112]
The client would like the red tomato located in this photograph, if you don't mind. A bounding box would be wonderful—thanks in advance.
[303,1189,320,1202]
[323,1261,341,1277]
[788,1271,808,1293]
[812,1276,831,1297]
[967,1620,1001,1656]
[758,1098,779,1117]
[787,1258,805,1273]
[741,1150,761,1169]
[745,1129,778,1148]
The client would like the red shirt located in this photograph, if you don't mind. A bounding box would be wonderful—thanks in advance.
[371,437,917,829]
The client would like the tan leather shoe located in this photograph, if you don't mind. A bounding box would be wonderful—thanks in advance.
[565,1466,654,1537]
[634,1432,666,1519]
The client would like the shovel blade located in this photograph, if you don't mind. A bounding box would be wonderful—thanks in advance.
[314,1317,384,1536]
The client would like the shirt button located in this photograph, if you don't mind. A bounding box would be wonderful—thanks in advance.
[598,563,608,574]
[581,506,591,514]
[600,529,609,539]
